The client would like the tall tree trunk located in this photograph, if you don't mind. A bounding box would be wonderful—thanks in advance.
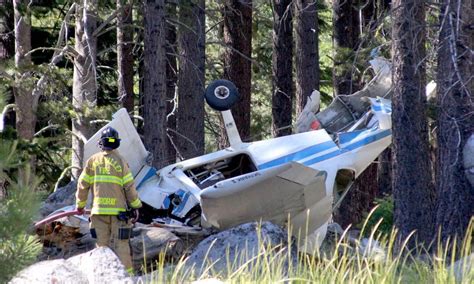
[295,0,319,116]
[117,0,134,113]
[143,0,167,169]
[0,0,14,59]
[377,148,392,195]
[222,0,252,142]
[165,1,177,164]
[176,0,205,159]
[136,1,144,134]
[0,0,13,199]
[334,163,379,228]
[13,0,35,140]
[332,0,360,96]
[435,0,474,242]
[271,0,293,137]
[1,0,15,129]
[72,0,98,179]
[392,0,435,249]
[333,1,392,227]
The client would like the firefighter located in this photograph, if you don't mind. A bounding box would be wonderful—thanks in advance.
[75,126,142,273]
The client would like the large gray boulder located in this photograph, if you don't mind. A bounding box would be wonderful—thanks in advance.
[68,247,131,283]
[10,247,132,284]
[130,226,184,271]
[9,259,88,284]
[38,181,77,219]
[185,222,294,275]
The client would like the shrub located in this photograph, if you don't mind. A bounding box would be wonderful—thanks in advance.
[0,140,42,283]
[359,195,394,237]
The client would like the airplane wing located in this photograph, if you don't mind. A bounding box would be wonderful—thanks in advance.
[200,162,330,235]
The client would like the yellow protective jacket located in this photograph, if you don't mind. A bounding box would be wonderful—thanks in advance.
[76,150,142,215]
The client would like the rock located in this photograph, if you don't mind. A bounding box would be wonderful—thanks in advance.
[9,259,87,284]
[38,181,77,219]
[37,222,187,270]
[12,247,134,283]
[185,222,293,275]
[448,253,474,282]
[130,226,184,271]
[358,238,385,261]
[327,222,344,236]
[149,223,213,253]
[67,247,132,283]
[463,134,474,187]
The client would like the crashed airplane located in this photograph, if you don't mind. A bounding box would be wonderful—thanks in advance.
[38,57,393,253]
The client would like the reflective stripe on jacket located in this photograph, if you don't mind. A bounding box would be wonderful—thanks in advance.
[76,150,142,215]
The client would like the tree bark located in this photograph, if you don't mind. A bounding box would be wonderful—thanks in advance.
[295,0,319,116]
[377,148,392,196]
[435,0,474,242]
[391,0,435,249]
[271,0,293,137]
[143,0,168,169]
[176,0,205,159]
[332,0,360,96]
[222,0,252,142]
[0,0,14,59]
[117,0,134,113]
[334,1,393,227]
[13,0,35,140]
[334,163,379,228]
[1,0,15,129]
[72,0,98,178]
[164,1,177,164]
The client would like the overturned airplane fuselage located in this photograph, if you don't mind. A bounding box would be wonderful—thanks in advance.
[55,58,394,253]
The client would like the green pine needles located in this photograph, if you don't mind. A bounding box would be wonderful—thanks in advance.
[0,140,42,283]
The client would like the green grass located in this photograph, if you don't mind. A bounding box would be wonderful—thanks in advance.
[138,218,474,283]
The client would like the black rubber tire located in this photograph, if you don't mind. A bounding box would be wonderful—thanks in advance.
[205,79,240,111]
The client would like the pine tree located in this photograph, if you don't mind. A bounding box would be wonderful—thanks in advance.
[0,140,42,283]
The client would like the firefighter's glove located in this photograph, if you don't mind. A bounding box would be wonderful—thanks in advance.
[130,209,140,224]
[76,207,85,215]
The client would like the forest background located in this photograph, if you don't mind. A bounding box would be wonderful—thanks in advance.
[0,0,472,277]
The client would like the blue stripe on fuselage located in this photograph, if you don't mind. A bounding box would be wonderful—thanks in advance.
[258,140,336,170]
[340,129,391,151]
[372,105,392,112]
[258,129,392,169]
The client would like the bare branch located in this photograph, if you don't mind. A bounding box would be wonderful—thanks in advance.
[89,119,110,125]
[34,124,60,137]
[65,127,88,143]
[92,10,119,38]
[166,128,199,152]
[30,3,77,109]
[131,114,143,122]
[54,165,82,191]
[166,132,184,161]
[0,104,17,133]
